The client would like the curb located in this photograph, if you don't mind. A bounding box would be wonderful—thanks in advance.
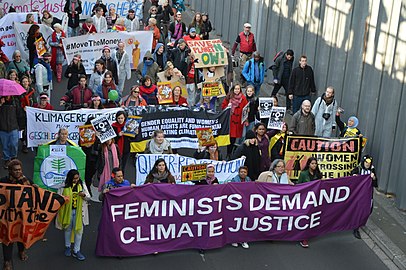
[363,220,406,270]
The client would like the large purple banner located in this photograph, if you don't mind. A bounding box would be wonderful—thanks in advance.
[96,175,372,256]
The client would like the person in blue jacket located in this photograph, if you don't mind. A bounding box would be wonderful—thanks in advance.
[242,51,265,95]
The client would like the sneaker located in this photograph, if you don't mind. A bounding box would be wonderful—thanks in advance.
[64,247,71,257]
[72,251,85,261]
[300,240,309,248]
[240,242,249,249]
[231,243,238,247]
[353,229,361,239]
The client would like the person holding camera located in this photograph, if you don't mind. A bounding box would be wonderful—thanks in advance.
[311,86,338,137]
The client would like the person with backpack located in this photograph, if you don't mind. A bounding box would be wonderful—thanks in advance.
[241,51,265,95]
[311,86,338,137]
[270,49,294,112]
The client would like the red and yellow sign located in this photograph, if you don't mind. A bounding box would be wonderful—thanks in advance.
[181,164,207,182]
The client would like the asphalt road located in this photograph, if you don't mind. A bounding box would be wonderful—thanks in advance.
[2,64,390,270]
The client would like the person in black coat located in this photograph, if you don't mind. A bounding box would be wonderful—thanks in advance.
[64,54,86,90]
[168,39,190,77]
[232,130,261,181]
[201,13,212,40]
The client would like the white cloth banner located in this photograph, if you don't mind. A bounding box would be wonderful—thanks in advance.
[0,0,143,20]
[62,31,152,73]
[0,13,38,60]
[14,22,54,62]
[26,107,121,147]
[135,154,246,186]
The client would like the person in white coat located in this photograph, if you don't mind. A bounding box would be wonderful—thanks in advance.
[125,9,140,32]
[34,52,53,99]
[311,86,338,137]
[92,7,108,33]
[113,41,131,94]
[56,169,90,261]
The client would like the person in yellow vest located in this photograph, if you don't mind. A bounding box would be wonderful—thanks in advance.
[46,127,78,146]
[269,122,287,161]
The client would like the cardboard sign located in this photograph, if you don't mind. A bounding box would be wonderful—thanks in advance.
[241,102,250,124]
[157,82,173,104]
[0,183,67,249]
[196,127,216,146]
[267,107,286,130]
[91,115,116,143]
[181,164,207,182]
[79,124,96,147]
[123,116,142,137]
[187,39,228,68]
[259,97,274,118]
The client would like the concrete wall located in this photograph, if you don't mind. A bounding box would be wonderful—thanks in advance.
[189,0,406,209]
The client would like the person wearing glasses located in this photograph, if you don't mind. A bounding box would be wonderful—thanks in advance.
[7,50,30,80]
[257,159,294,185]
[121,85,147,107]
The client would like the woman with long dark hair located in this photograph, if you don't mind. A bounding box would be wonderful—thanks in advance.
[298,157,323,183]
[96,70,119,108]
[27,24,46,68]
[56,169,90,261]
[144,158,176,184]
[65,54,86,90]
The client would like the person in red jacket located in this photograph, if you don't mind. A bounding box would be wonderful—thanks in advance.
[33,93,54,110]
[60,75,93,109]
[170,85,188,106]
[221,83,248,159]
[183,27,201,42]
[231,23,256,67]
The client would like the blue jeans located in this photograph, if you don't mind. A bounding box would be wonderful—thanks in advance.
[64,209,83,253]
[293,95,311,114]
[0,129,18,161]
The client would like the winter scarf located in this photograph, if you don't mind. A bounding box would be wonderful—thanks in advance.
[101,80,117,100]
[323,93,334,106]
[148,138,171,154]
[139,84,157,95]
[142,59,154,77]
[41,16,53,27]
[58,183,83,232]
[112,121,125,154]
[229,92,243,113]
[152,171,169,183]
[99,144,119,191]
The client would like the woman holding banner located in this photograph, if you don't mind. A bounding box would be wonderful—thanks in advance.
[27,25,47,69]
[297,157,322,248]
[144,158,176,184]
[232,130,261,181]
[221,84,248,159]
[56,169,90,261]
[257,159,293,185]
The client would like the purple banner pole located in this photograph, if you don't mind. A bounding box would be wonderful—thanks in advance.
[96,175,372,257]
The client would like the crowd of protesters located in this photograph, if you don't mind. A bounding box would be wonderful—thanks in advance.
[0,0,378,268]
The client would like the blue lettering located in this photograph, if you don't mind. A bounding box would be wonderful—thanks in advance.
[137,155,148,174]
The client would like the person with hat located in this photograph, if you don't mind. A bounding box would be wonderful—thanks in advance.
[231,22,257,68]
[135,51,159,84]
[125,9,140,32]
[49,23,66,82]
[80,17,97,35]
[169,12,187,43]
[92,6,108,33]
[270,49,295,112]
[33,93,54,110]
[183,27,201,42]
[65,54,86,90]
[89,95,104,109]
[201,13,212,40]
[351,154,378,239]
[63,0,82,37]
[99,46,119,85]
[60,75,93,109]
[34,52,53,99]
[336,112,362,138]
[232,129,261,181]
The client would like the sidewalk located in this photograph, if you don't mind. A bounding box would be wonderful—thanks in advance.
[184,5,406,269]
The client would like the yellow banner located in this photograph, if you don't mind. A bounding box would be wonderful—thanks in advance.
[181,164,207,182]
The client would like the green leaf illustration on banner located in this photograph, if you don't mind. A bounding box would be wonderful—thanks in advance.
[33,145,86,192]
